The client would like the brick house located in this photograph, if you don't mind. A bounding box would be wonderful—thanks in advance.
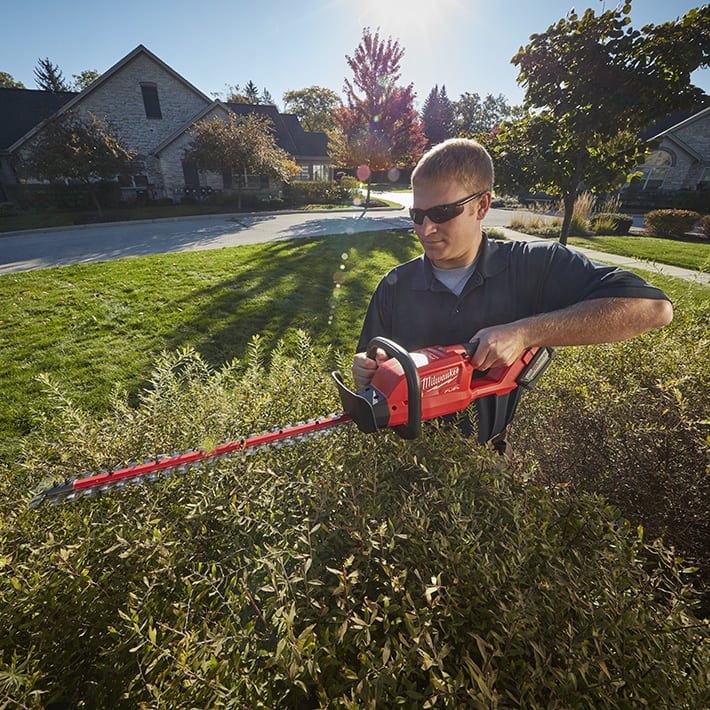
[0,44,330,203]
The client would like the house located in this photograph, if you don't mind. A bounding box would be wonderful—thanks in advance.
[623,104,710,212]
[0,45,330,204]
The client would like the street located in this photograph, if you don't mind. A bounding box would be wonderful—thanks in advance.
[0,193,518,275]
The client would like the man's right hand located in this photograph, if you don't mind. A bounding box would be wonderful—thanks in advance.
[352,348,389,389]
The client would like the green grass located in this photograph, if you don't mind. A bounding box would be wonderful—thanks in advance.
[0,231,420,462]
[567,234,710,272]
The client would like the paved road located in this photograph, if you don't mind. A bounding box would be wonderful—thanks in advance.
[0,193,706,284]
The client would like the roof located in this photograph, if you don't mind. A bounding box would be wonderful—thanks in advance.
[645,104,710,141]
[0,88,76,150]
[7,44,212,153]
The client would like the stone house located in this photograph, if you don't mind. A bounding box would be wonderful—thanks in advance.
[623,105,710,211]
[0,44,330,203]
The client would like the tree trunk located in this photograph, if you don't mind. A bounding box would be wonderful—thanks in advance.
[365,177,372,207]
[559,191,575,246]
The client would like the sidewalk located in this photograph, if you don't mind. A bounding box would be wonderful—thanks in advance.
[496,227,710,286]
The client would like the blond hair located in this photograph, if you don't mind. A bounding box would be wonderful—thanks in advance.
[411,138,494,193]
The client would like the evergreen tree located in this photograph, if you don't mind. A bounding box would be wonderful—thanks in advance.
[33,58,70,92]
[421,84,455,146]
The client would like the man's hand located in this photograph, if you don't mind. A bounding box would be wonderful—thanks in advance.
[352,348,389,389]
[469,323,528,370]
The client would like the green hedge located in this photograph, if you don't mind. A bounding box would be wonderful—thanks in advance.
[1,334,706,708]
[3,181,123,211]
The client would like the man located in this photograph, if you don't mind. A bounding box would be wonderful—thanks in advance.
[352,138,673,447]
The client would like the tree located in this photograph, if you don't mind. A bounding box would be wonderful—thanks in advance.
[282,86,342,133]
[336,27,427,203]
[505,1,709,244]
[184,112,299,209]
[421,85,455,146]
[19,111,139,215]
[72,70,101,91]
[33,57,70,92]
[0,71,25,88]
[454,92,518,138]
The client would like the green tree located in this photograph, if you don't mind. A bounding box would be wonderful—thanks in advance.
[282,86,342,133]
[33,57,70,92]
[336,27,427,203]
[18,111,139,215]
[184,112,299,209]
[0,71,26,88]
[505,1,709,244]
[72,70,101,91]
[454,92,518,138]
[420,84,455,146]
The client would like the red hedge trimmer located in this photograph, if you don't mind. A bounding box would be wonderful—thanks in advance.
[30,338,553,507]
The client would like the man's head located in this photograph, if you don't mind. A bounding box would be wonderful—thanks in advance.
[410,139,494,269]
[411,138,494,194]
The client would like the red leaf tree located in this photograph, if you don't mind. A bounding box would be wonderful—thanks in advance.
[335,28,426,203]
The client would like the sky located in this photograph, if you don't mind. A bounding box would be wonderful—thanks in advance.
[2,0,708,110]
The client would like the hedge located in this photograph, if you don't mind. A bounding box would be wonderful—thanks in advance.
[1,333,707,708]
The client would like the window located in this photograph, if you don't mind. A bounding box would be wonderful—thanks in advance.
[140,83,162,119]
[633,149,672,191]
[297,165,310,180]
[698,167,710,191]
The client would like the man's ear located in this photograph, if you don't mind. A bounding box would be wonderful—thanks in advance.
[476,191,492,219]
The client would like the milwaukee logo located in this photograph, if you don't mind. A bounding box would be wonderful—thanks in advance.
[421,367,460,393]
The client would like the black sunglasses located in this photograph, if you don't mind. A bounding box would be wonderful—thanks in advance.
[409,189,488,225]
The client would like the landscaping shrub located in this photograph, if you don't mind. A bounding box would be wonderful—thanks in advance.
[282,180,347,207]
[514,297,709,617]
[699,214,710,239]
[644,209,701,238]
[590,212,634,235]
[1,332,707,708]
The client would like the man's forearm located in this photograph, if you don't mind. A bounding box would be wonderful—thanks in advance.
[471,297,673,369]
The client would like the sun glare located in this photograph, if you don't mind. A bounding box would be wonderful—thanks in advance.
[356,0,467,38]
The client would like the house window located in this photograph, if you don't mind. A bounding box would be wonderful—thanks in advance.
[312,164,329,181]
[297,165,310,180]
[141,83,162,119]
[633,149,672,191]
[698,167,710,191]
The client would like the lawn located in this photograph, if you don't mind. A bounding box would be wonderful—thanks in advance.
[567,233,710,272]
[0,230,420,462]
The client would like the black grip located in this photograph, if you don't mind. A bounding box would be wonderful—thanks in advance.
[366,337,421,439]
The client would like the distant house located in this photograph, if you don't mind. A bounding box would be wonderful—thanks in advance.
[623,105,710,211]
[0,44,330,204]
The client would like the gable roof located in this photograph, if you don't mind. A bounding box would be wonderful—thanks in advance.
[153,100,329,159]
[648,104,710,142]
[0,88,76,151]
[7,44,212,152]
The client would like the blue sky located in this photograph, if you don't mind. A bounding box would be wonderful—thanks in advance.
[3,0,707,109]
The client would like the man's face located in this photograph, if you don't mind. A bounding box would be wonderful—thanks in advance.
[411,178,490,269]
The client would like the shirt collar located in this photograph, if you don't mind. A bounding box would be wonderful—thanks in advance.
[412,233,508,291]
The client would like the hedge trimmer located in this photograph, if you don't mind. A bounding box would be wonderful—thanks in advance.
[30,338,553,508]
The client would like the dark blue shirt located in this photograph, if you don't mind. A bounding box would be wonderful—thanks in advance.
[357,234,669,442]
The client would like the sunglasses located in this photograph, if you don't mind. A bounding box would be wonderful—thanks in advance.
[409,189,488,225]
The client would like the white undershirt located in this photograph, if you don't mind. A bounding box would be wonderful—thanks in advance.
[431,261,477,296]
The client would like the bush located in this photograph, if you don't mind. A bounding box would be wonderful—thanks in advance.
[699,214,710,239]
[590,212,634,235]
[1,333,706,708]
[282,180,347,206]
[644,209,701,238]
[514,298,709,617]
[0,201,19,217]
